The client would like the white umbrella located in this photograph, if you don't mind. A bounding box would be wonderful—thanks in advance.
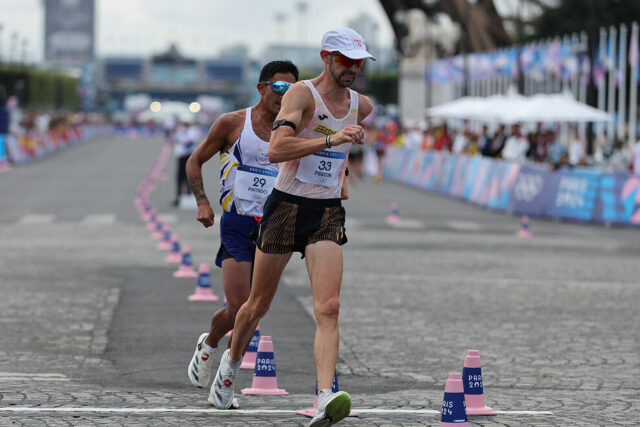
[426,92,610,123]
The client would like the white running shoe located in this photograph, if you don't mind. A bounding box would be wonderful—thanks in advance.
[187,333,214,388]
[309,391,352,426]
[208,349,240,409]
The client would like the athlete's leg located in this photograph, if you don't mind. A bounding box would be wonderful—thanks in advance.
[228,248,292,361]
[204,258,252,348]
[304,240,343,391]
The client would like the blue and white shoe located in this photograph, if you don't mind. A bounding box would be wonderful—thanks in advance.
[187,333,214,388]
[208,349,240,409]
[309,391,352,426]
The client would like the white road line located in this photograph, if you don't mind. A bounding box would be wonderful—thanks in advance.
[17,214,55,225]
[0,372,69,382]
[446,221,483,232]
[82,214,116,225]
[389,219,423,229]
[157,213,177,224]
[0,407,552,416]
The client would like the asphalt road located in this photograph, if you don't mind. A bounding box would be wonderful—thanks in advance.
[0,135,638,426]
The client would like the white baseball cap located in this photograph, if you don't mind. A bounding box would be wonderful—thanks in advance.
[321,27,376,61]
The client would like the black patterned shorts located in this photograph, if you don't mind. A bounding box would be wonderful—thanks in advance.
[251,189,347,256]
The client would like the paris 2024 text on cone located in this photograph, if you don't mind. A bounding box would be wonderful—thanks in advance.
[462,349,496,416]
[441,372,468,426]
[241,336,288,396]
[240,326,260,369]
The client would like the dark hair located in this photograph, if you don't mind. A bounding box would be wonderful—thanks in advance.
[259,60,299,82]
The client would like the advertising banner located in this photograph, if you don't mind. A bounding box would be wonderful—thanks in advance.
[382,148,639,227]
[509,164,556,215]
[595,174,640,225]
[545,169,601,221]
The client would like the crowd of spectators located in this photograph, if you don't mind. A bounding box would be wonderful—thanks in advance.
[347,119,640,181]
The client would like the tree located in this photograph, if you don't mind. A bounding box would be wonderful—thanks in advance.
[530,0,640,40]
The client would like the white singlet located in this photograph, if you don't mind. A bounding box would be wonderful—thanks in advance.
[219,108,278,217]
[274,80,359,199]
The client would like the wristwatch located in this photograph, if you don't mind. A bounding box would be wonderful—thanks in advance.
[272,119,296,131]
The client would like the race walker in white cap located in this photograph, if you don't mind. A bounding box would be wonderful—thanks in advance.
[209,27,374,426]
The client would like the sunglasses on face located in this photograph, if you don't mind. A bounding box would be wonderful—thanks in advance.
[329,52,364,69]
[261,81,292,95]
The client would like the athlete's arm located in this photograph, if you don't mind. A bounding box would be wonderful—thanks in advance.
[357,93,374,124]
[340,172,349,200]
[268,84,365,163]
[186,114,235,228]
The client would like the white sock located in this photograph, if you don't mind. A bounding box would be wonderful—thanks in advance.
[201,341,216,354]
[229,358,242,371]
[318,388,332,398]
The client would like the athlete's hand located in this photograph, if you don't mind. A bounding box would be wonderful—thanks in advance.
[332,124,365,146]
[197,202,215,228]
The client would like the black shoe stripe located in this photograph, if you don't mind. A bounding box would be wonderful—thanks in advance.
[192,357,199,372]
[191,369,199,381]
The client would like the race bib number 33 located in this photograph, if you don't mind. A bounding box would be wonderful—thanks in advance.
[235,165,278,202]
[295,150,346,187]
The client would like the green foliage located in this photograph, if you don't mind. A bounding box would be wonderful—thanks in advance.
[0,66,79,110]
[531,0,640,40]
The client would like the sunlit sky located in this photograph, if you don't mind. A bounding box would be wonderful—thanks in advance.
[0,0,398,63]
[0,0,532,64]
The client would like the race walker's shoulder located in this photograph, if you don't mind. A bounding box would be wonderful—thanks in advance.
[357,93,373,124]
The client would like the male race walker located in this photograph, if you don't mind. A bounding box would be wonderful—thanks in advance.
[185,61,299,403]
[209,28,374,427]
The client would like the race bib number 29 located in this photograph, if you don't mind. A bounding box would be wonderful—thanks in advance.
[295,150,346,187]
[235,165,278,202]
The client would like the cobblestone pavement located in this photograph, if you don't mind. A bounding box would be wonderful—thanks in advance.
[0,137,638,425]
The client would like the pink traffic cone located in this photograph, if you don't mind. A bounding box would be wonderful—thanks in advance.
[441,372,468,426]
[297,371,358,417]
[240,326,260,369]
[386,202,400,225]
[146,214,158,230]
[164,235,182,263]
[241,336,288,396]
[173,245,198,278]
[517,215,532,238]
[150,221,164,240]
[188,263,219,301]
[462,350,496,416]
[156,227,172,250]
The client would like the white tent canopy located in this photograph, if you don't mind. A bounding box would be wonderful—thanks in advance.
[426,92,611,123]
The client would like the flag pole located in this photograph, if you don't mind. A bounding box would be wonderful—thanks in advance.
[629,22,639,148]
[597,27,607,142]
[607,26,617,147]
[617,24,628,143]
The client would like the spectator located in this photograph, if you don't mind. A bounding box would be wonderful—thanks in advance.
[487,124,507,158]
[502,123,529,163]
[172,121,199,207]
[568,129,586,166]
[433,123,452,151]
[546,131,568,170]
[607,139,631,172]
[452,123,469,154]
[479,125,493,157]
